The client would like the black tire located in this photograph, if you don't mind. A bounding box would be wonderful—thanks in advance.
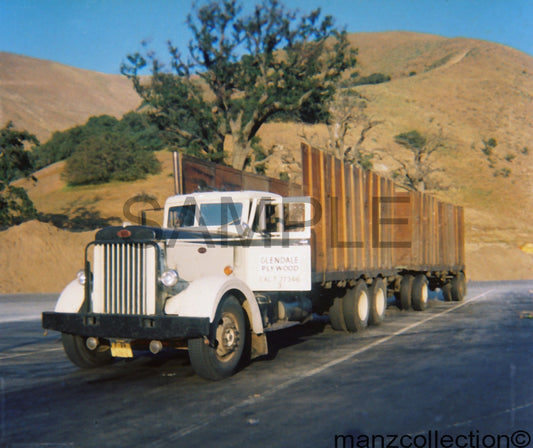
[412,275,429,311]
[61,333,113,369]
[343,280,370,332]
[188,295,246,380]
[398,275,414,310]
[369,278,387,325]
[451,272,467,301]
[328,296,348,331]
[441,282,453,301]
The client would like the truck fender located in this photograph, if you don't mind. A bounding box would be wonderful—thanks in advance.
[54,279,85,313]
[164,276,264,335]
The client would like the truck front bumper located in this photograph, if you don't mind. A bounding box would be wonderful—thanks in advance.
[42,312,210,340]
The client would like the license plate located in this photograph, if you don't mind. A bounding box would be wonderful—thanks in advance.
[110,340,133,358]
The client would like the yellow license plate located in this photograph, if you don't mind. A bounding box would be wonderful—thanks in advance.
[110,340,133,358]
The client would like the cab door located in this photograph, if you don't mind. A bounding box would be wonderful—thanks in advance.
[235,196,311,291]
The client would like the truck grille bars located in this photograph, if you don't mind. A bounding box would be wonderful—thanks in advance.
[91,243,157,315]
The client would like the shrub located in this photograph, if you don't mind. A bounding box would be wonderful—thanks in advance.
[352,73,391,86]
[481,138,497,156]
[504,154,516,163]
[34,112,165,169]
[426,54,453,71]
[62,132,161,186]
[0,122,39,227]
[0,184,37,228]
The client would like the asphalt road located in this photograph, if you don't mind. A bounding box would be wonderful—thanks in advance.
[1,281,532,448]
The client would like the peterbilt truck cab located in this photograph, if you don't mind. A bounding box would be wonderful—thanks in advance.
[43,191,313,380]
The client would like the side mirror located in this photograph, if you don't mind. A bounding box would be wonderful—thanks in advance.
[240,222,252,239]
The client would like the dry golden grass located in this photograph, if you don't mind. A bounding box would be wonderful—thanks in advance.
[1,32,532,291]
[0,52,141,142]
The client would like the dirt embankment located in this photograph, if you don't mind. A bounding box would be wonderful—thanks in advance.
[465,243,533,281]
[0,221,531,294]
[0,221,94,294]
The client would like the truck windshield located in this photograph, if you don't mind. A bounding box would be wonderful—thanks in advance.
[168,203,243,228]
[199,203,243,227]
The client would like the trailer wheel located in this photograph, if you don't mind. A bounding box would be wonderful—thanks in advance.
[398,275,414,310]
[412,275,429,311]
[369,278,387,325]
[328,297,348,331]
[343,280,370,332]
[61,334,113,369]
[188,295,246,380]
[441,282,453,301]
[451,272,466,301]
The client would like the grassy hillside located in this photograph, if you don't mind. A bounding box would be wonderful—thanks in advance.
[350,33,533,247]
[2,32,533,291]
[0,52,141,142]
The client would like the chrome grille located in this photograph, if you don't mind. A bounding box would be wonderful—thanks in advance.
[92,243,157,315]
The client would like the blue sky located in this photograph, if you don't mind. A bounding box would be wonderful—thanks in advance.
[1,0,531,74]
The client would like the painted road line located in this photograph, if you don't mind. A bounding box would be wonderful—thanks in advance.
[0,314,43,324]
[0,346,63,361]
[150,289,496,444]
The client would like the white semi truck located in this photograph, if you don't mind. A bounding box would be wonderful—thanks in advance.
[42,145,466,380]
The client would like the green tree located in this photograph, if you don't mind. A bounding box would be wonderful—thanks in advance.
[62,132,161,186]
[121,0,356,170]
[300,88,379,169]
[0,122,38,183]
[391,129,447,191]
[34,112,165,170]
[0,122,39,227]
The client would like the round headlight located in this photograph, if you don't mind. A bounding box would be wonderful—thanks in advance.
[160,269,179,287]
[77,269,87,285]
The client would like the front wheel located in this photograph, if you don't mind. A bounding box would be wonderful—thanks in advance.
[61,333,113,369]
[188,295,246,380]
